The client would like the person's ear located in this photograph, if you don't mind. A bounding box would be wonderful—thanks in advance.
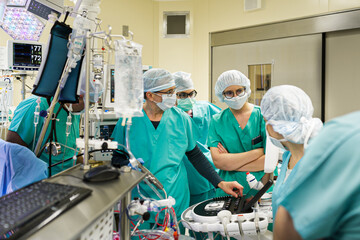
[146,92,154,101]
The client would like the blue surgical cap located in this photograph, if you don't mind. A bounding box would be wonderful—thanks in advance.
[143,68,175,92]
[173,71,194,92]
[261,85,323,144]
[215,70,251,102]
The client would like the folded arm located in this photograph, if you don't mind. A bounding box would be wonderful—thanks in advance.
[210,143,264,171]
[235,154,265,172]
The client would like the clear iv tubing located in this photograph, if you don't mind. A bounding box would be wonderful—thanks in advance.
[254,204,261,240]
[61,114,72,169]
[4,86,10,137]
[0,89,6,139]
[136,185,156,201]
[32,99,41,151]
[152,189,169,231]
[57,142,77,152]
[132,186,164,231]
[144,178,164,200]
[125,117,132,149]
[169,207,179,234]
[132,230,172,239]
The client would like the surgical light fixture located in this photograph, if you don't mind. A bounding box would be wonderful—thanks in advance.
[0,0,6,24]
[1,5,44,41]
[0,0,63,41]
[6,0,27,7]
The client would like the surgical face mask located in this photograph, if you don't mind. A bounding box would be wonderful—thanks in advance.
[177,98,196,111]
[265,127,287,150]
[154,93,177,111]
[224,95,247,110]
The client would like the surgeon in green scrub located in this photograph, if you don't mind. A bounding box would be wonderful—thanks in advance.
[174,71,221,206]
[111,68,243,227]
[208,70,268,196]
[274,111,360,240]
[7,95,84,175]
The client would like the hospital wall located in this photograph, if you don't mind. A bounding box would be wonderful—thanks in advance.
[2,0,360,107]
[156,0,360,101]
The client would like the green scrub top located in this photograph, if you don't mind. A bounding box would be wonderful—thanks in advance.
[278,111,360,240]
[111,107,198,220]
[9,96,80,175]
[207,105,266,196]
[183,101,221,195]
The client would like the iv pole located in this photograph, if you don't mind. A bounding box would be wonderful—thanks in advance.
[83,31,91,169]
[34,59,72,157]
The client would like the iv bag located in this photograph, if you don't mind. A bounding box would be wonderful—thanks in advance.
[114,39,143,117]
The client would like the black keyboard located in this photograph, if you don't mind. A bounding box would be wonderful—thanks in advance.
[0,181,92,240]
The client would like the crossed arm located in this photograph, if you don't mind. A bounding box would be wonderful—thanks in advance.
[210,143,265,172]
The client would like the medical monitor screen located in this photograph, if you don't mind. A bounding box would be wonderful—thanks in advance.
[13,43,42,67]
[99,124,116,140]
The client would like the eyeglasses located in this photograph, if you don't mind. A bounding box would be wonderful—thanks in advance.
[155,89,176,97]
[176,90,197,99]
[223,87,246,99]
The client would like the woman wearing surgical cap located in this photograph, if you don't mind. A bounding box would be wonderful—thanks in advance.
[260,85,323,218]
[111,68,243,230]
[173,71,221,206]
[208,70,268,196]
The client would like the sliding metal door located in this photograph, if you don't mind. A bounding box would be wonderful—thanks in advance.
[210,9,360,121]
[211,34,322,118]
[325,29,360,121]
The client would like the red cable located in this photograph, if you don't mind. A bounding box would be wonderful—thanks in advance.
[140,207,176,240]
[155,208,168,227]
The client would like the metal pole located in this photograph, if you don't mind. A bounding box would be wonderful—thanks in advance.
[120,192,131,240]
[21,75,25,100]
[34,60,71,156]
[101,49,112,119]
[83,31,91,169]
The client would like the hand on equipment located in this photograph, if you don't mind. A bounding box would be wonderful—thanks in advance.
[218,181,244,198]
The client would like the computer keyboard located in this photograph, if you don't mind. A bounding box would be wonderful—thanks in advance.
[0,181,92,240]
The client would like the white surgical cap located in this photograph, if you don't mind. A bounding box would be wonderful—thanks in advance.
[215,70,251,102]
[173,71,194,92]
[261,85,323,144]
[143,68,175,92]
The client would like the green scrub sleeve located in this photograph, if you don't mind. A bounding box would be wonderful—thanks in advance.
[207,118,220,148]
[186,145,223,188]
